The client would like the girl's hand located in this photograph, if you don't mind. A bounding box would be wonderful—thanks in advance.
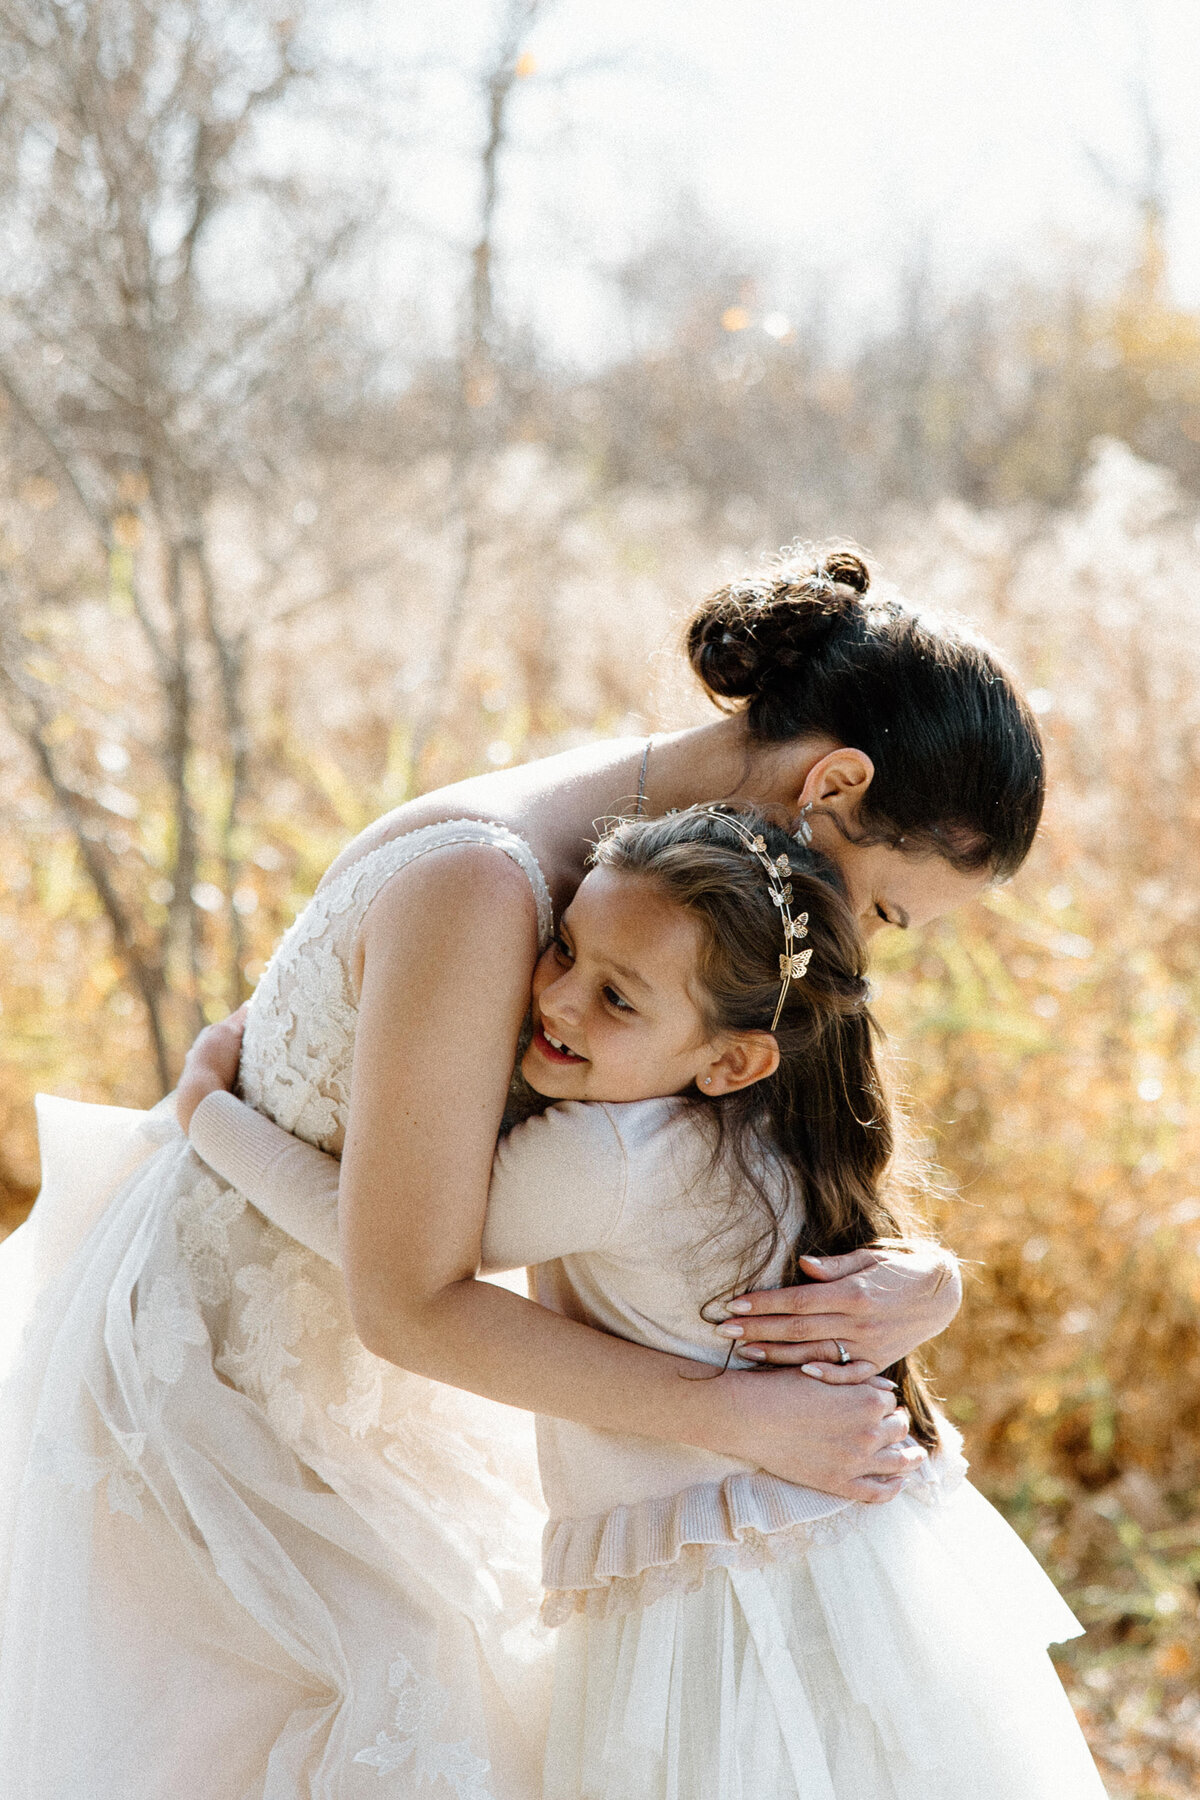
[175,1005,248,1132]
[721,1366,925,1501]
[718,1242,961,1378]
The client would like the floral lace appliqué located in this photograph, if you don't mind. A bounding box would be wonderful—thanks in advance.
[245,935,352,1146]
[353,1655,493,1797]
[238,822,553,1160]
[327,1338,386,1438]
[216,1247,340,1438]
[134,1274,210,1384]
[541,1450,971,1626]
[31,1431,147,1521]
[175,1171,247,1306]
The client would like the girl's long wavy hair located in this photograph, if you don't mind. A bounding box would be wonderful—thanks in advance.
[593,804,941,1451]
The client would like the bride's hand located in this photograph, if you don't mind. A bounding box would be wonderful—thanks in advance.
[175,1005,248,1132]
[720,1366,925,1501]
[719,1241,962,1380]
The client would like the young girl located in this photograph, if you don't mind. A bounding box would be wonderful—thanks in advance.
[187,804,1106,1800]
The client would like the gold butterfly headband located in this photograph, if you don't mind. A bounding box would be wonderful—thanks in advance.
[699,808,811,1030]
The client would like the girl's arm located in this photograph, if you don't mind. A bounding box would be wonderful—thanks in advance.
[188,1088,342,1264]
[179,1021,959,1384]
[186,1092,624,1274]
[337,847,899,1480]
[178,843,923,1501]
[186,1078,960,1385]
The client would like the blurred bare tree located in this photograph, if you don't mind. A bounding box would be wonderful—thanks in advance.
[407,0,555,779]
[0,0,371,1083]
[1,16,1199,1778]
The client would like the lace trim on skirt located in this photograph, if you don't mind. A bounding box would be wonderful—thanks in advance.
[541,1443,969,1626]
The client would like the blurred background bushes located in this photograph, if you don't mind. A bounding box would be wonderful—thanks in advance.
[1,3,1199,1789]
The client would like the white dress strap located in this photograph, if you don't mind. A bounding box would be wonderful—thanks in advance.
[320,819,554,949]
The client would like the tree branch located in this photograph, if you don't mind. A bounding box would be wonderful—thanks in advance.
[0,642,172,1092]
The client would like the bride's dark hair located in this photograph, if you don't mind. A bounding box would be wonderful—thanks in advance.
[686,546,1044,878]
[593,804,942,1451]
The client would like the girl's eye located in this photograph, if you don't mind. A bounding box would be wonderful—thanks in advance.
[874,905,892,925]
[602,985,634,1014]
[552,935,574,963]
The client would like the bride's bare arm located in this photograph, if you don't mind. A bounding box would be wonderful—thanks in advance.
[178,1009,959,1381]
[295,845,917,1499]
[178,844,929,1500]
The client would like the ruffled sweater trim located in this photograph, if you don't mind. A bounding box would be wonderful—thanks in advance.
[541,1429,969,1624]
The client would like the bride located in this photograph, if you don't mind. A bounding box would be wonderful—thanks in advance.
[0,551,1044,1798]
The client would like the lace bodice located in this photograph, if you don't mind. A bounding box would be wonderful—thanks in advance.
[239,820,554,1154]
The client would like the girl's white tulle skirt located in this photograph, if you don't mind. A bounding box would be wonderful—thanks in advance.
[545,1480,1108,1800]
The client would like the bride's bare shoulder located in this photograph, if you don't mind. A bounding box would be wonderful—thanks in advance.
[317,736,646,894]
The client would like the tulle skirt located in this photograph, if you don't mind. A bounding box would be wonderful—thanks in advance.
[0,1098,551,1800]
[544,1480,1108,1800]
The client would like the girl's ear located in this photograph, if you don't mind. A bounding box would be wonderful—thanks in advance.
[797,746,875,821]
[699,1032,779,1096]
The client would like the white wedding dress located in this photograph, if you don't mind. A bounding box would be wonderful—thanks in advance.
[0,822,556,1800]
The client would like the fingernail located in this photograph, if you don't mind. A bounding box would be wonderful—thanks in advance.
[741,1346,766,1361]
[716,1323,743,1339]
[879,1378,898,1389]
[800,1363,825,1377]
[726,1299,752,1314]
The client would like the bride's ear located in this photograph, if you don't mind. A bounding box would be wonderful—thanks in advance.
[697,1033,779,1096]
[797,747,875,823]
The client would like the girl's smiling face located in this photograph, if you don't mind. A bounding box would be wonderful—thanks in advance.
[523,866,765,1103]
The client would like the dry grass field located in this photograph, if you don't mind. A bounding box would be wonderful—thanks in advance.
[3,433,1200,1792]
[6,8,1200,1789]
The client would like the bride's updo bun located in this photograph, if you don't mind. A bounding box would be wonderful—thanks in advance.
[684,545,1045,879]
[687,551,871,703]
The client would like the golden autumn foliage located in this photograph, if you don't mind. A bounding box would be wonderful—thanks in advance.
[3,437,1200,1793]
[9,6,1200,1791]
[5,44,1200,1765]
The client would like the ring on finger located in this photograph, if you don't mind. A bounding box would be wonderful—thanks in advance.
[834,1340,851,1366]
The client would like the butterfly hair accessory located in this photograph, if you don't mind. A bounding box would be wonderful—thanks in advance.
[698,807,812,1030]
